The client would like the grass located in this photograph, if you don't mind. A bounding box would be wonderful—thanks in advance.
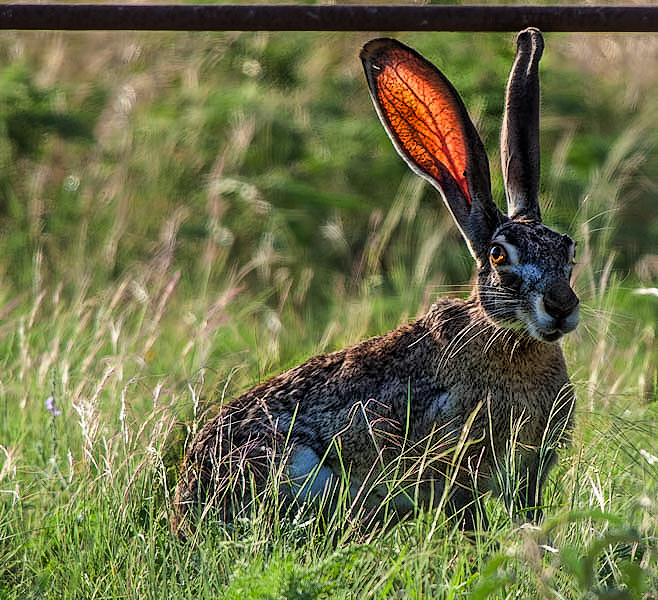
[1,22,657,599]
[1,204,655,598]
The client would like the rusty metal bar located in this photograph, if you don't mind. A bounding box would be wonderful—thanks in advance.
[2,4,658,33]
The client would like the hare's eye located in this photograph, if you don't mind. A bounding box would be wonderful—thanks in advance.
[490,244,507,266]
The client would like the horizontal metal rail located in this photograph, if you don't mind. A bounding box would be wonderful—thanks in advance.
[2,4,658,33]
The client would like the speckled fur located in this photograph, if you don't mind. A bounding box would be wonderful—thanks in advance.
[172,29,579,535]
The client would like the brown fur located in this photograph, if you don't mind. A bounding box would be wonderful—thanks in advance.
[173,297,573,535]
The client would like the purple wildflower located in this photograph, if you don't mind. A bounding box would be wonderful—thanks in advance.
[45,396,62,417]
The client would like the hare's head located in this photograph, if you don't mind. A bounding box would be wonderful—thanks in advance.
[361,28,579,342]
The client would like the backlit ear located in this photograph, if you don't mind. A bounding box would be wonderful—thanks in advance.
[361,38,503,260]
[501,28,544,221]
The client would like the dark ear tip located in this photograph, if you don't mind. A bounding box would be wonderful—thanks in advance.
[516,27,545,56]
[360,37,401,63]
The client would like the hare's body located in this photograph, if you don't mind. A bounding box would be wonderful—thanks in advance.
[175,298,573,530]
[173,29,579,534]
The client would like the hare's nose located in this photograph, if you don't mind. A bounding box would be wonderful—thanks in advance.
[544,281,579,320]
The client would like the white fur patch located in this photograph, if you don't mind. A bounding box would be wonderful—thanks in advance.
[417,390,453,430]
[287,446,335,500]
[436,390,452,412]
[535,293,549,322]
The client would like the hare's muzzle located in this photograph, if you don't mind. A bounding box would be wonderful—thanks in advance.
[539,280,579,340]
[544,280,579,322]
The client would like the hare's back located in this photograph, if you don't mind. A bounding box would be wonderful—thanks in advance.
[226,319,445,443]
[189,310,464,482]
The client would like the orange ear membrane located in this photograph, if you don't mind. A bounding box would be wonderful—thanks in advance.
[363,40,471,204]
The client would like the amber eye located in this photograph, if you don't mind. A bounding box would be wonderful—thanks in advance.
[490,244,507,265]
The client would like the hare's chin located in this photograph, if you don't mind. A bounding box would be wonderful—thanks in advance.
[529,320,578,343]
[537,329,564,343]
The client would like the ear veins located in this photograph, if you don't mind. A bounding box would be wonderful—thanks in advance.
[375,53,470,202]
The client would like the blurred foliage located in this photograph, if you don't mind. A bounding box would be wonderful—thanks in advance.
[0,29,656,366]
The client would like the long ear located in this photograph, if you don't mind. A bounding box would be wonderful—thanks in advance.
[501,28,544,221]
[360,38,503,261]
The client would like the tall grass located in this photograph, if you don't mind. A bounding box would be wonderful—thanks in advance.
[0,26,656,598]
[1,216,655,597]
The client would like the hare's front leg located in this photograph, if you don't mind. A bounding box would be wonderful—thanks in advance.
[512,395,574,521]
[447,487,489,531]
[513,447,559,522]
[490,444,555,523]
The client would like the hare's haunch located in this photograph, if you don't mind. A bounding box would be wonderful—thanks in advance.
[172,28,579,536]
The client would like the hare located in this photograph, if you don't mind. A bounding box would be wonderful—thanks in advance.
[172,28,579,535]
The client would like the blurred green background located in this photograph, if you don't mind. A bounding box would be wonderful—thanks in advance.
[1,25,656,378]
